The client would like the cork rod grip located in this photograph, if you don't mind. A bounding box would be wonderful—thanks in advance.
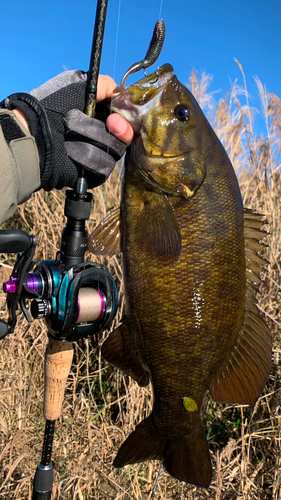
[44,339,74,421]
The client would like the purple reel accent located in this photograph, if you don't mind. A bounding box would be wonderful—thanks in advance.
[3,277,19,294]
[26,273,41,293]
[3,273,41,294]
[96,289,105,321]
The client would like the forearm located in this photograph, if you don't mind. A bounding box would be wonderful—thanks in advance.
[0,109,40,224]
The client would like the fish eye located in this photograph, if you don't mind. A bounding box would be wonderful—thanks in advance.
[174,104,190,122]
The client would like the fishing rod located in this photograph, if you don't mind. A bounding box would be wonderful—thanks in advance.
[29,2,111,498]
[0,3,166,498]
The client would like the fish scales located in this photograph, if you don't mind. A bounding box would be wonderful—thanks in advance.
[88,64,271,487]
[122,154,244,419]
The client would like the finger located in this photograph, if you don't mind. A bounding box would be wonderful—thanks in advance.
[97,75,117,102]
[12,109,30,132]
[106,114,134,147]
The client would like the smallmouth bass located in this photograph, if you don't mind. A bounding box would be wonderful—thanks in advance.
[88,64,271,487]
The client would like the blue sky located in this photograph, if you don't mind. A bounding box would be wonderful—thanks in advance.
[0,0,280,126]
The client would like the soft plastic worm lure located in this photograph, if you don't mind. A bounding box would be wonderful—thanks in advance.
[120,19,166,89]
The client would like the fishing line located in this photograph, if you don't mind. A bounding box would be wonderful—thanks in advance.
[112,0,122,82]
[150,464,164,500]
[158,0,164,19]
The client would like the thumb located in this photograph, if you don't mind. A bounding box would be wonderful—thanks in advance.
[106,114,134,147]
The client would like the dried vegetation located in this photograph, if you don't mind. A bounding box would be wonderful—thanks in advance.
[0,64,281,499]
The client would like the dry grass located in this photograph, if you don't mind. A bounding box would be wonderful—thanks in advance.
[1,64,281,499]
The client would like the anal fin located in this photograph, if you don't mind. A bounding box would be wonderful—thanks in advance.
[102,320,150,387]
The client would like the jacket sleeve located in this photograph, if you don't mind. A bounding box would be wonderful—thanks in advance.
[0,109,40,224]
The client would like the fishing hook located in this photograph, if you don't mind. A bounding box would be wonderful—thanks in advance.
[149,67,161,85]
[120,19,166,89]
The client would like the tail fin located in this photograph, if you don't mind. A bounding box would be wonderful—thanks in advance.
[163,425,212,487]
[113,415,212,487]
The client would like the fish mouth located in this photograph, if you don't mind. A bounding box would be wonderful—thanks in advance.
[111,64,174,133]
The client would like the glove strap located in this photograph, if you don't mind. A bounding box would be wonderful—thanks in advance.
[0,93,54,189]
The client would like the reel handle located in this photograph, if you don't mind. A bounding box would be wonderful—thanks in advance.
[0,320,10,340]
[0,229,33,253]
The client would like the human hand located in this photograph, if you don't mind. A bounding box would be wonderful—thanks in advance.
[4,70,133,191]
[12,75,134,147]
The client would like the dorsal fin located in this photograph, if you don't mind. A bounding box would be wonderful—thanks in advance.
[244,208,269,291]
[210,209,271,407]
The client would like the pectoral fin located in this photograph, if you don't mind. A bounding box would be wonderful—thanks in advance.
[102,320,150,387]
[87,208,122,256]
[136,193,182,264]
[210,209,271,407]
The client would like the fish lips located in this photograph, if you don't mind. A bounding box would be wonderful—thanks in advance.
[111,64,174,134]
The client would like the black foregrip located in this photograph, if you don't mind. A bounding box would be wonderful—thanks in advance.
[60,188,93,267]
